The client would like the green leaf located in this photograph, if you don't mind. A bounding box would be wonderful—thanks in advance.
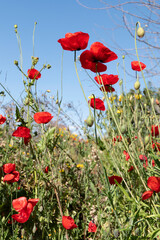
[114,180,132,202]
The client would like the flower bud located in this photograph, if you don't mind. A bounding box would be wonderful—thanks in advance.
[47,64,51,69]
[14,24,18,29]
[122,55,125,59]
[137,27,145,38]
[85,115,94,127]
[134,81,140,90]
[14,60,18,66]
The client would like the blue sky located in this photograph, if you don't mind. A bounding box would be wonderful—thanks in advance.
[0,0,158,130]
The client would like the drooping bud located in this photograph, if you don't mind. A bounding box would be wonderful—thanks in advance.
[14,60,18,66]
[85,115,94,127]
[137,27,145,38]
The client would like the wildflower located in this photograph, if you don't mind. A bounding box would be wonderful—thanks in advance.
[142,176,160,200]
[123,151,130,161]
[27,69,41,80]
[94,74,119,85]
[3,163,19,184]
[12,126,31,138]
[113,136,122,144]
[131,61,146,71]
[34,112,53,124]
[44,166,49,173]
[24,134,32,146]
[80,42,118,73]
[119,95,123,102]
[12,197,39,223]
[152,142,160,151]
[77,164,84,168]
[0,115,6,124]
[134,94,142,100]
[128,166,134,172]
[58,31,89,51]
[109,96,116,103]
[59,169,64,173]
[139,155,148,169]
[117,109,123,114]
[152,160,155,167]
[88,221,97,232]
[108,175,122,185]
[151,125,160,137]
[62,216,78,230]
[88,97,105,111]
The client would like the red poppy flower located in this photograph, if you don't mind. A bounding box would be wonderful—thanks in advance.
[3,171,20,184]
[147,176,160,193]
[128,166,134,172]
[151,125,160,136]
[100,85,115,92]
[142,190,153,200]
[62,216,78,230]
[131,61,146,71]
[34,112,53,124]
[94,74,119,85]
[108,175,122,185]
[89,98,105,111]
[58,32,89,51]
[152,160,155,167]
[80,42,118,73]
[44,166,49,173]
[3,163,15,173]
[27,69,41,80]
[139,155,148,161]
[12,126,31,138]
[152,142,160,151]
[12,197,39,223]
[0,114,6,124]
[88,221,97,232]
[123,151,130,161]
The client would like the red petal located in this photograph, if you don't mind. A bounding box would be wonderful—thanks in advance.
[34,112,53,124]
[12,126,31,138]
[3,174,15,182]
[12,209,30,223]
[100,85,115,92]
[3,163,15,173]
[62,216,78,230]
[27,69,41,80]
[88,221,97,232]
[89,98,105,111]
[28,198,39,207]
[108,176,122,185]
[0,114,6,124]
[131,61,146,71]
[142,191,153,200]
[147,176,160,192]
[12,197,28,212]
[90,42,118,63]
[58,32,89,51]
[94,74,119,85]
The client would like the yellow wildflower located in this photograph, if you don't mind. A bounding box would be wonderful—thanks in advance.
[119,95,123,102]
[48,234,51,237]
[135,94,142,100]
[117,109,123,114]
[77,164,84,168]
[9,144,12,147]
[59,169,64,173]
[109,96,116,103]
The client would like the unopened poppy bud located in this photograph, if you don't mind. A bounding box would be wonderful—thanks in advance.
[144,135,150,145]
[137,27,145,38]
[134,81,140,90]
[122,55,125,59]
[85,115,94,127]
[43,64,46,68]
[47,64,51,69]
[14,24,18,29]
[14,60,18,66]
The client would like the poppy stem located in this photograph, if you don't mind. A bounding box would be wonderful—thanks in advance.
[93,96,98,144]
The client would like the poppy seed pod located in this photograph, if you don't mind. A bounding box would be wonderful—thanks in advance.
[137,27,145,38]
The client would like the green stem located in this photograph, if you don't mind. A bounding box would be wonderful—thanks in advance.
[33,22,37,57]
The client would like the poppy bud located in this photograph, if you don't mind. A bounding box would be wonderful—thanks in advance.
[14,60,18,66]
[137,27,145,38]
[144,135,150,145]
[122,55,125,59]
[47,64,51,69]
[134,81,140,90]
[85,115,94,127]
[14,24,18,29]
